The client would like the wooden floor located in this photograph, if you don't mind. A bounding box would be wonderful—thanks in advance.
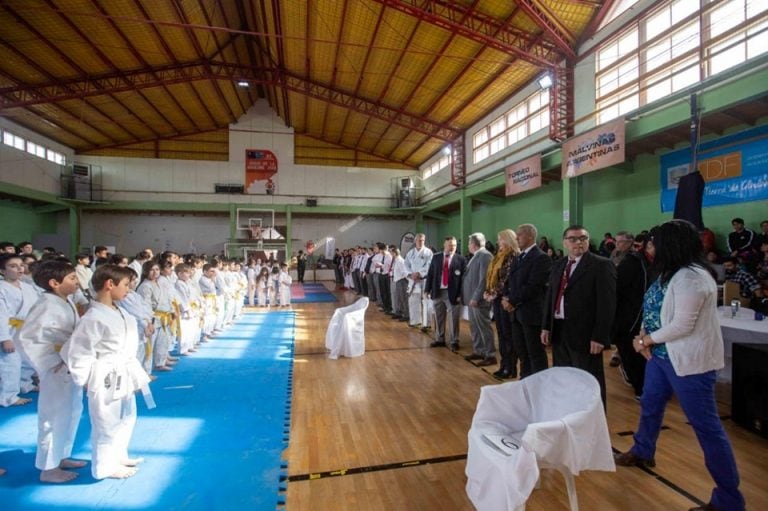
[281,286,768,511]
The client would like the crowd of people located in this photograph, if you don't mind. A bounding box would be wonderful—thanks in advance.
[328,217,764,511]
[0,242,299,482]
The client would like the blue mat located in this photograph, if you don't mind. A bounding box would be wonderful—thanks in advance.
[0,311,295,511]
[291,283,337,303]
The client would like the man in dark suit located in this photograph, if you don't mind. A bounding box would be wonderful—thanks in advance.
[425,236,467,351]
[502,224,552,378]
[541,225,616,406]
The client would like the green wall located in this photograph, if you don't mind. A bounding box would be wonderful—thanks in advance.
[432,150,767,254]
[0,200,58,243]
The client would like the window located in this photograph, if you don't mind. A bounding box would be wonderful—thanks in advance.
[46,149,66,165]
[472,89,550,164]
[423,153,452,180]
[27,141,46,158]
[595,0,768,123]
[3,130,25,150]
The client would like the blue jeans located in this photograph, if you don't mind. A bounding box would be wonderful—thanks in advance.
[631,356,745,511]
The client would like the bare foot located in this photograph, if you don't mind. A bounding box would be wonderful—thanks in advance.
[0,467,6,476]
[166,359,178,366]
[40,467,79,483]
[107,466,137,479]
[59,459,87,469]
[188,348,197,353]
[121,457,144,467]
[154,365,173,372]
[12,397,32,406]
[148,375,158,381]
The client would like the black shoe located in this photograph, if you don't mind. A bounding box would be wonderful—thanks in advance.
[464,353,484,361]
[450,343,459,352]
[477,356,498,367]
[420,327,431,333]
[613,451,656,468]
[430,341,446,348]
[398,317,409,322]
[492,369,513,379]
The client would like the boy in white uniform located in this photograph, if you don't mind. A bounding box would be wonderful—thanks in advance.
[198,264,218,338]
[116,269,155,374]
[278,262,293,307]
[17,259,87,482]
[174,263,200,355]
[0,253,40,407]
[74,253,93,298]
[61,265,152,480]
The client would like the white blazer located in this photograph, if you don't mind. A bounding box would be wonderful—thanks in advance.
[649,265,724,376]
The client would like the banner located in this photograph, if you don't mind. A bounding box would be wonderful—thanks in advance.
[400,232,415,255]
[245,149,278,194]
[561,118,625,179]
[505,154,542,196]
[660,125,768,212]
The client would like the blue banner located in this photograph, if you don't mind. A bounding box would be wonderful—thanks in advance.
[660,125,768,212]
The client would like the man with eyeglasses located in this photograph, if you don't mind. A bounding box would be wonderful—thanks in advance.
[425,236,466,351]
[541,225,616,407]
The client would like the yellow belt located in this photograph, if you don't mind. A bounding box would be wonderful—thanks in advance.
[154,311,173,328]
[54,344,62,353]
[9,318,24,329]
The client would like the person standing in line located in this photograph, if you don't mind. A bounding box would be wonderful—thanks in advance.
[502,223,551,378]
[296,250,307,284]
[425,236,466,351]
[483,229,520,379]
[614,220,745,511]
[541,225,616,407]
[404,234,433,329]
[16,260,87,482]
[61,265,152,480]
[462,233,495,366]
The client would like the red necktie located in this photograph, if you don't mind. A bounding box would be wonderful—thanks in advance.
[554,259,575,315]
[442,254,450,287]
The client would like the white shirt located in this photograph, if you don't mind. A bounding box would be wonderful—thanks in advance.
[554,255,582,320]
[16,293,79,373]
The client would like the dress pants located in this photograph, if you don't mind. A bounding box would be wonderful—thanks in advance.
[395,278,408,319]
[492,298,517,376]
[378,273,392,311]
[509,313,548,378]
[468,304,494,358]
[551,320,606,408]
[614,329,647,397]
[432,289,460,345]
[631,356,745,511]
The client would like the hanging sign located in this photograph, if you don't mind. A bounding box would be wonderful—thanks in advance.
[245,149,278,194]
[561,118,625,179]
[505,154,542,196]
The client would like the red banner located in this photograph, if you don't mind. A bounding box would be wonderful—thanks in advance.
[245,149,278,194]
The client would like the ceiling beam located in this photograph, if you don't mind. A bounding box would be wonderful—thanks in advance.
[296,131,415,169]
[576,0,616,48]
[0,62,460,141]
[423,211,449,220]
[320,0,351,142]
[516,0,577,59]
[370,0,561,70]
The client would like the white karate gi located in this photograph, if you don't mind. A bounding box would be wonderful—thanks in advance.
[403,245,433,327]
[136,280,173,368]
[117,290,154,372]
[174,279,200,353]
[16,293,82,470]
[279,271,292,306]
[0,279,40,406]
[198,276,218,335]
[60,302,151,480]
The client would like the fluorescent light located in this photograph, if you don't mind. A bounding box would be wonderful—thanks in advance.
[442,146,451,156]
[537,74,553,89]
[237,81,250,88]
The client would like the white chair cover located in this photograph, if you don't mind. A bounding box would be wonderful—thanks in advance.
[465,367,615,511]
[325,297,369,359]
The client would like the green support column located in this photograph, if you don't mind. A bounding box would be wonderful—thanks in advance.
[68,206,80,260]
[414,212,424,234]
[561,176,583,233]
[228,203,237,257]
[459,188,471,255]
[285,205,292,260]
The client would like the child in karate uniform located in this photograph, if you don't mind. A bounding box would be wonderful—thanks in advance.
[60,265,152,480]
[17,259,87,482]
[0,253,40,407]
[116,269,155,374]
[278,262,292,308]
[198,264,218,338]
[269,266,280,307]
[136,262,174,372]
[174,264,200,355]
[256,267,270,307]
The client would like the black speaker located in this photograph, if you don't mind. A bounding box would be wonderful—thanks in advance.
[305,197,317,207]
[214,184,244,194]
[732,342,768,439]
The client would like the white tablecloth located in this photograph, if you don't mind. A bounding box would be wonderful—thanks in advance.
[716,306,768,382]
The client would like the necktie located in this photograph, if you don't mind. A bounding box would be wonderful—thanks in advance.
[442,254,450,287]
[554,259,575,315]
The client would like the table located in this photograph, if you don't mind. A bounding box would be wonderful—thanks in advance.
[717,306,768,382]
